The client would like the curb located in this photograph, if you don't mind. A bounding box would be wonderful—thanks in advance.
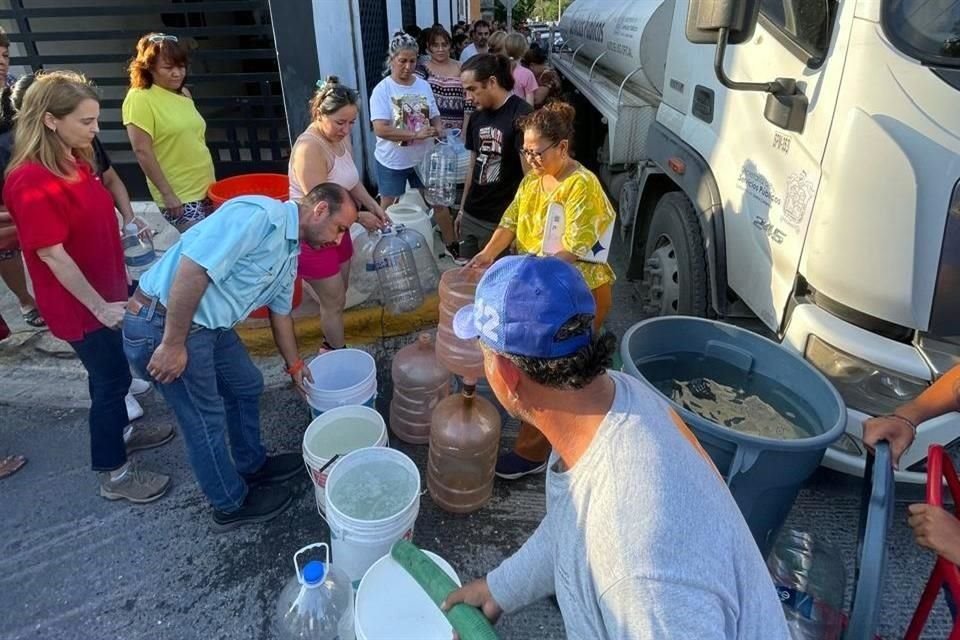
[236,294,441,356]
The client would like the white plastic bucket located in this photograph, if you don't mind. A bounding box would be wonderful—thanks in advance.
[324,447,421,586]
[355,550,460,640]
[302,406,389,515]
[386,203,435,256]
[305,349,377,413]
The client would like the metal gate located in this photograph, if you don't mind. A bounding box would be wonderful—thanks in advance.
[358,0,389,98]
[0,0,289,200]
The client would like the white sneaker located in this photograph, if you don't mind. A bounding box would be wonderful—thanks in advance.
[129,377,151,396]
[125,394,144,422]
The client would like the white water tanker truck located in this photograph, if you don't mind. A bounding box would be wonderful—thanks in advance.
[552,0,960,483]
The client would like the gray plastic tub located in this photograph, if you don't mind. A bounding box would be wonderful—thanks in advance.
[621,317,846,556]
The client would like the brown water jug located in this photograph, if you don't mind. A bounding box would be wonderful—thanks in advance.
[436,267,485,381]
[427,383,502,513]
[390,333,451,444]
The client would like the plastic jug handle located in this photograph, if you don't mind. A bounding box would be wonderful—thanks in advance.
[293,542,331,586]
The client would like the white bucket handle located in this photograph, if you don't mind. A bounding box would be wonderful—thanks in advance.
[293,542,331,586]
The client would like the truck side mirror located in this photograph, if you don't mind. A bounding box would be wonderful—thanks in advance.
[685,0,761,45]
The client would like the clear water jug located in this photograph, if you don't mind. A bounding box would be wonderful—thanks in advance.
[122,223,157,280]
[373,226,424,315]
[275,543,355,640]
[436,267,485,380]
[390,332,451,444]
[428,383,502,513]
[767,529,846,640]
[348,225,380,304]
[396,225,440,293]
[424,136,457,207]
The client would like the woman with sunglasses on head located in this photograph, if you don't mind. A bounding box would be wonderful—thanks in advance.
[289,77,387,352]
[467,101,616,479]
[123,33,215,233]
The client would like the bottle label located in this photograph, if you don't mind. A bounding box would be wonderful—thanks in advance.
[776,585,816,619]
[125,251,156,268]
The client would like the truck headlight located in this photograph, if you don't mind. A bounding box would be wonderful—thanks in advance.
[805,336,928,415]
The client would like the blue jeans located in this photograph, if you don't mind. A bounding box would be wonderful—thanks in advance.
[375,160,424,197]
[122,300,266,512]
[70,327,132,471]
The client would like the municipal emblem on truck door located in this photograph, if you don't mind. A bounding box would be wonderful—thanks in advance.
[782,170,816,230]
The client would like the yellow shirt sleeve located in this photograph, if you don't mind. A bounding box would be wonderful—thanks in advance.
[561,173,616,259]
[121,89,155,138]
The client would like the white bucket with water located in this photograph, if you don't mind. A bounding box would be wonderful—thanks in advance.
[302,405,389,515]
[386,203,434,256]
[324,447,421,586]
[355,550,460,640]
[305,349,377,418]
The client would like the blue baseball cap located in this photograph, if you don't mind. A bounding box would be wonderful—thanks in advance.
[453,255,596,358]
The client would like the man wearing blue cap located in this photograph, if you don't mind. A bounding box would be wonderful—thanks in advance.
[442,256,789,639]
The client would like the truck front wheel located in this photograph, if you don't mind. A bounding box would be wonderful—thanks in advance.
[641,192,708,317]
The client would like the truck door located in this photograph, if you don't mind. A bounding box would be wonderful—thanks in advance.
[705,0,850,331]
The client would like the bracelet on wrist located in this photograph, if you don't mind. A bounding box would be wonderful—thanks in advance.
[285,358,305,376]
[889,412,918,436]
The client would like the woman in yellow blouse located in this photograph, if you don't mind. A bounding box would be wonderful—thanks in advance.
[468,101,616,478]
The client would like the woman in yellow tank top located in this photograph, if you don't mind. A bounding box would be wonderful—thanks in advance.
[468,100,617,478]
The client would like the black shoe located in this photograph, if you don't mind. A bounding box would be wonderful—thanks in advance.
[241,453,303,487]
[211,485,293,532]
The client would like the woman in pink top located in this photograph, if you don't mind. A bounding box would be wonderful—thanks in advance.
[289,77,387,351]
[504,33,538,106]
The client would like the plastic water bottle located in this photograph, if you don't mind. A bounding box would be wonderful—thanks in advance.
[396,225,440,293]
[275,543,354,640]
[347,226,380,303]
[424,136,457,207]
[121,223,157,279]
[767,529,846,640]
[373,226,424,315]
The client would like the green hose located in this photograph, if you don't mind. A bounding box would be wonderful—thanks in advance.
[391,540,500,640]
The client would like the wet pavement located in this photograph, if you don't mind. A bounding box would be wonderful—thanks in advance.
[0,234,955,639]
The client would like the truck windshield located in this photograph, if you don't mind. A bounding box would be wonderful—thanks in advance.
[884,0,960,67]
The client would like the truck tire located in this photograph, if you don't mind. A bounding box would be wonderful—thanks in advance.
[641,192,708,317]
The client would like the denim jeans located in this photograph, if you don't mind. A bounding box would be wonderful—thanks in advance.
[122,300,266,512]
[70,327,132,471]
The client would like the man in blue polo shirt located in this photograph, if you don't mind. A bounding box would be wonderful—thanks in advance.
[123,183,358,531]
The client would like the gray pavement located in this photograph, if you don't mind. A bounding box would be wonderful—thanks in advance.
[0,230,955,639]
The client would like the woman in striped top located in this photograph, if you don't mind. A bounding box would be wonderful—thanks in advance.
[417,25,471,260]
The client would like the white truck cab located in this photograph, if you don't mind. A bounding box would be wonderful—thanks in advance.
[553,0,960,483]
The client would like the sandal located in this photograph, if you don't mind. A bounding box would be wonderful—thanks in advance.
[21,308,45,328]
[0,454,26,479]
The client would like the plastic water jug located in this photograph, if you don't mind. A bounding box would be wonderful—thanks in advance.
[347,225,380,306]
[436,267,485,380]
[396,225,440,293]
[122,223,157,279]
[390,333,451,444]
[275,543,355,640]
[428,382,502,513]
[373,226,424,315]
[424,137,457,207]
[386,203,435,257]
[767,529,846,640]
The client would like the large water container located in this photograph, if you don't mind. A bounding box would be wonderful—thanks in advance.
[373,227,424,315]
[386,203,434,257]
[428,383,501,513]
[390,333,451,444]
[122,223,157,280]
[436,267,485,381]
[423,138,457,207]
[621,317,846,557]
[396,225,440,293]
[347,224,380,308]
[275,543,354,640]
[767,529,846,640]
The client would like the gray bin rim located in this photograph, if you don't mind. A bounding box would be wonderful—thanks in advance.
[620,316,847,451]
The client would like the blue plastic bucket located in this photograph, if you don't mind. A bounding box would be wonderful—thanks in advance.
[621,317,846,556]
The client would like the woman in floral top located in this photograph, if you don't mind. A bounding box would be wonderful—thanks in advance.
[468,101,616,478]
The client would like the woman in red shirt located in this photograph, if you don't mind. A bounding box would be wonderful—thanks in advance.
[3,71,170,503]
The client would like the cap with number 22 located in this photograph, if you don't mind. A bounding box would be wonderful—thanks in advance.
[453,255,597,359]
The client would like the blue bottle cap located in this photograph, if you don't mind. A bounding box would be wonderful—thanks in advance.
[303,560,326,585]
